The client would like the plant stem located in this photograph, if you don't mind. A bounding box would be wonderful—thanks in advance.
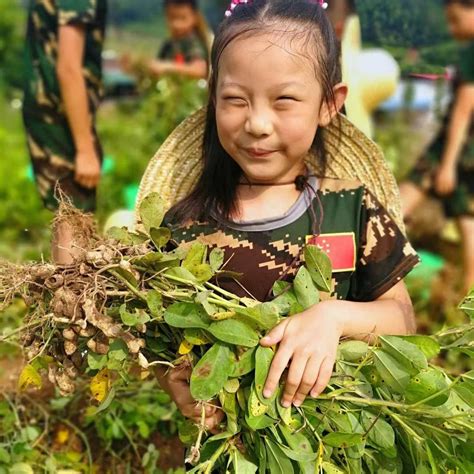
[108,269,147,302]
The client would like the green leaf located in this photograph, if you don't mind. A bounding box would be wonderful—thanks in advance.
[8,463,34,474]
[321,462,345,474]
[190,343,233,400]
[361,412,395,450]
[231,347,256,377]
[178,420,200,445]
[265,438,295,474]
[231,448,258,474]
[132,252,164,268]
[459,291,474,319]
[191,263,213,283]
[183,242,206,272]
[164,266,197,283]
[195,291,217,316]
[373,349,410,394]
[278,424,316,461]
[106,226,135,245]
[224,378,240,393]
[210,248,225,273]
[139,193,166,234]
[379,336,428,374]
[398,335,440,360]
[255,346,274,403]
[184,328,210,345]
[87,352,107,371]
[120,304,138,326]
[164,302,211,329]
[245,413,275,430]
[293,266,319,310]
[304,245,332,292]
[235,302,279,330]
[108,339,129,361]
[146,290,163,318]
[150,227,171,249]
[18,364,42,391]
[337,340,369,362]
[405,368,450,406]
[323,432,364,448]
[111,266,138,288]
[207,319,260,347]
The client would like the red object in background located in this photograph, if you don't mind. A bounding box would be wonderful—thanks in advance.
[306,233,357,273]
[174,53,185,64]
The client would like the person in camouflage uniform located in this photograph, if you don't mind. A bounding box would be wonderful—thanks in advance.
[400,0,474,294]
[148,0,210,79]
[23,0,107,263]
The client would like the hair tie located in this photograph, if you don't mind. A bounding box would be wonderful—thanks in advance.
[225,0,328,18]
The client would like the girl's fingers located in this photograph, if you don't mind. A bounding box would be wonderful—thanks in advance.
[281,353,308,408]
[292,355,322,407]
[260,319,289,347]
[310,357,335,398]
[263,343,292,399]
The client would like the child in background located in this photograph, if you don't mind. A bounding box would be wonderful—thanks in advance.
[148,0,211,79]
[23,0,107,264]
[153,0,419,431]
[400,0,474,295]
[326,0,356,40]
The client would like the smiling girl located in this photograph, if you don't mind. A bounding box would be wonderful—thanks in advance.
[151,0,420,431]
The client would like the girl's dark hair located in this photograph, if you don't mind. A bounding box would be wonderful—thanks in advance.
[169,0,341,224]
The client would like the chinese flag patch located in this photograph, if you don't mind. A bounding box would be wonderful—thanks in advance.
[306,233,356,273]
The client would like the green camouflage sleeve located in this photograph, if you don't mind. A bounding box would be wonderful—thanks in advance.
[186,36,207,61]
[57,0,96,26]
[348,188,420,302]
[458,42,474,84]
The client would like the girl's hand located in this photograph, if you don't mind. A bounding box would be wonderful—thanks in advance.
[260,303,343,408]
[435,163,457,196]
[159,365,224,430]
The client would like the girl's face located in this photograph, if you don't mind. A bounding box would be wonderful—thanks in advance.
[445,4,474,40]
[216,31,346,184]
[166,4,197,39]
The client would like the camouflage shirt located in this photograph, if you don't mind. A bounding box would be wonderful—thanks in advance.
[168,177,420,302]
[158,32,207,64]
[23,0,107,119]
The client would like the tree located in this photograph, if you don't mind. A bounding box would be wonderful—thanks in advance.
[357,0,449,48]
[0,0,25,90]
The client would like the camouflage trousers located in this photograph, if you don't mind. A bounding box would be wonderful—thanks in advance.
[22,110,103,212]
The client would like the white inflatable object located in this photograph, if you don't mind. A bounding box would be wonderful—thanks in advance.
[342,15,400,138]
[103,209,136,233]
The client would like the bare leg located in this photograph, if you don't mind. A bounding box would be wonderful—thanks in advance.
[457,217,474,295]
[399,182,426,219]
[52,219,75,265]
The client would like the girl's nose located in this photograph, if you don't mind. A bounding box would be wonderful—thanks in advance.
[244,111,273,137]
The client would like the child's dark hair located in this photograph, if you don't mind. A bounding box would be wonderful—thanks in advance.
[444,0,474,5]
[164,0,198,9]
[169,0,341,223]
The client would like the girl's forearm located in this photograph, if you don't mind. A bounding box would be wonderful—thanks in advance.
[320,298,416,343]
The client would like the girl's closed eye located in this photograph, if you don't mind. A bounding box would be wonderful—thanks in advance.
[223,96,248,106]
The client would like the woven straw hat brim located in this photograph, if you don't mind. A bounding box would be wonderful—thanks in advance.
[136,107,404,232]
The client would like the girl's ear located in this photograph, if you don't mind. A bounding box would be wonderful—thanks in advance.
[318,83,348,126]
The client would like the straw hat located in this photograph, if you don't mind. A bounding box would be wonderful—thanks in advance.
[136,107,405,232]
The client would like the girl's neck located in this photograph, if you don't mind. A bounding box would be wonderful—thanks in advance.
[233,180,303,222]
